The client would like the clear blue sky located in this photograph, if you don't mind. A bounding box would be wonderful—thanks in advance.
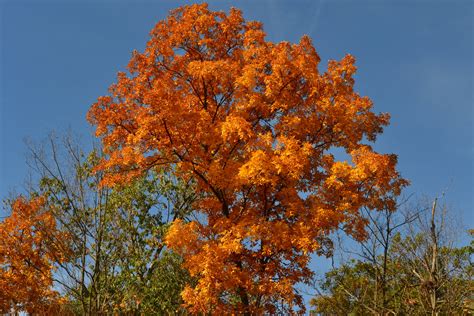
[1,0,472,307]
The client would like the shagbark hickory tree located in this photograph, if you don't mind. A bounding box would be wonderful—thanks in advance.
[88,4,407,314]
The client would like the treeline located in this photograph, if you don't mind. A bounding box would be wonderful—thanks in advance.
[1,134,472,315]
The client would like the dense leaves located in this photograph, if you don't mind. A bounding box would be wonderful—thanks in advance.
[0,196,67,314]
[88,4,407,314]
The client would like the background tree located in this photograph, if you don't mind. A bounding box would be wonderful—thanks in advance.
[88,4,407,314]
[390,199,473,314]
[0,195,68,314]
[25,134,195,315]
[321,198,421,314]
[310,198,473,315]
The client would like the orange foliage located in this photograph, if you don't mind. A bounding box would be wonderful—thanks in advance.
[88,4,408,314]
[0,196,66,314]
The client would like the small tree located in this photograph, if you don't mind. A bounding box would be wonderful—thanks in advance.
[88,4,407,314]
[390,199,473,314]
[310,199,473,315]
[0,195,68,314]
[26,134,195,314]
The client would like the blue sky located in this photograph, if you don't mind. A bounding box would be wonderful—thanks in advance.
[1,0,472,307]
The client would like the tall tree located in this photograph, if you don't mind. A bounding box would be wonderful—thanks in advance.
[88,4,407,314]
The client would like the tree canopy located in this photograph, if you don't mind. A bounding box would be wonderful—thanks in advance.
[88,3,407,314]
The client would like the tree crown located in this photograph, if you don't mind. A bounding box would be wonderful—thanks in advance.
[88,3,407,314]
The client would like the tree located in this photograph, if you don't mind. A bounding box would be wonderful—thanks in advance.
[26,134,195,315]
[0,195,67,314]
[92,169,195,315]
[310,199,473,315]
[88,4,407,314]
[316,198,421,315]
[389,200,473,314]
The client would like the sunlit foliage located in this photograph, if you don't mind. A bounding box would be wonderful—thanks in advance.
[88,4,407,314]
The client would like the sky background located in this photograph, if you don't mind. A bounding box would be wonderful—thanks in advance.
[1,0,473,309]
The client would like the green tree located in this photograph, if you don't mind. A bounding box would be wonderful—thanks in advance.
[311,199,473,315]
[27,134,196,314]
